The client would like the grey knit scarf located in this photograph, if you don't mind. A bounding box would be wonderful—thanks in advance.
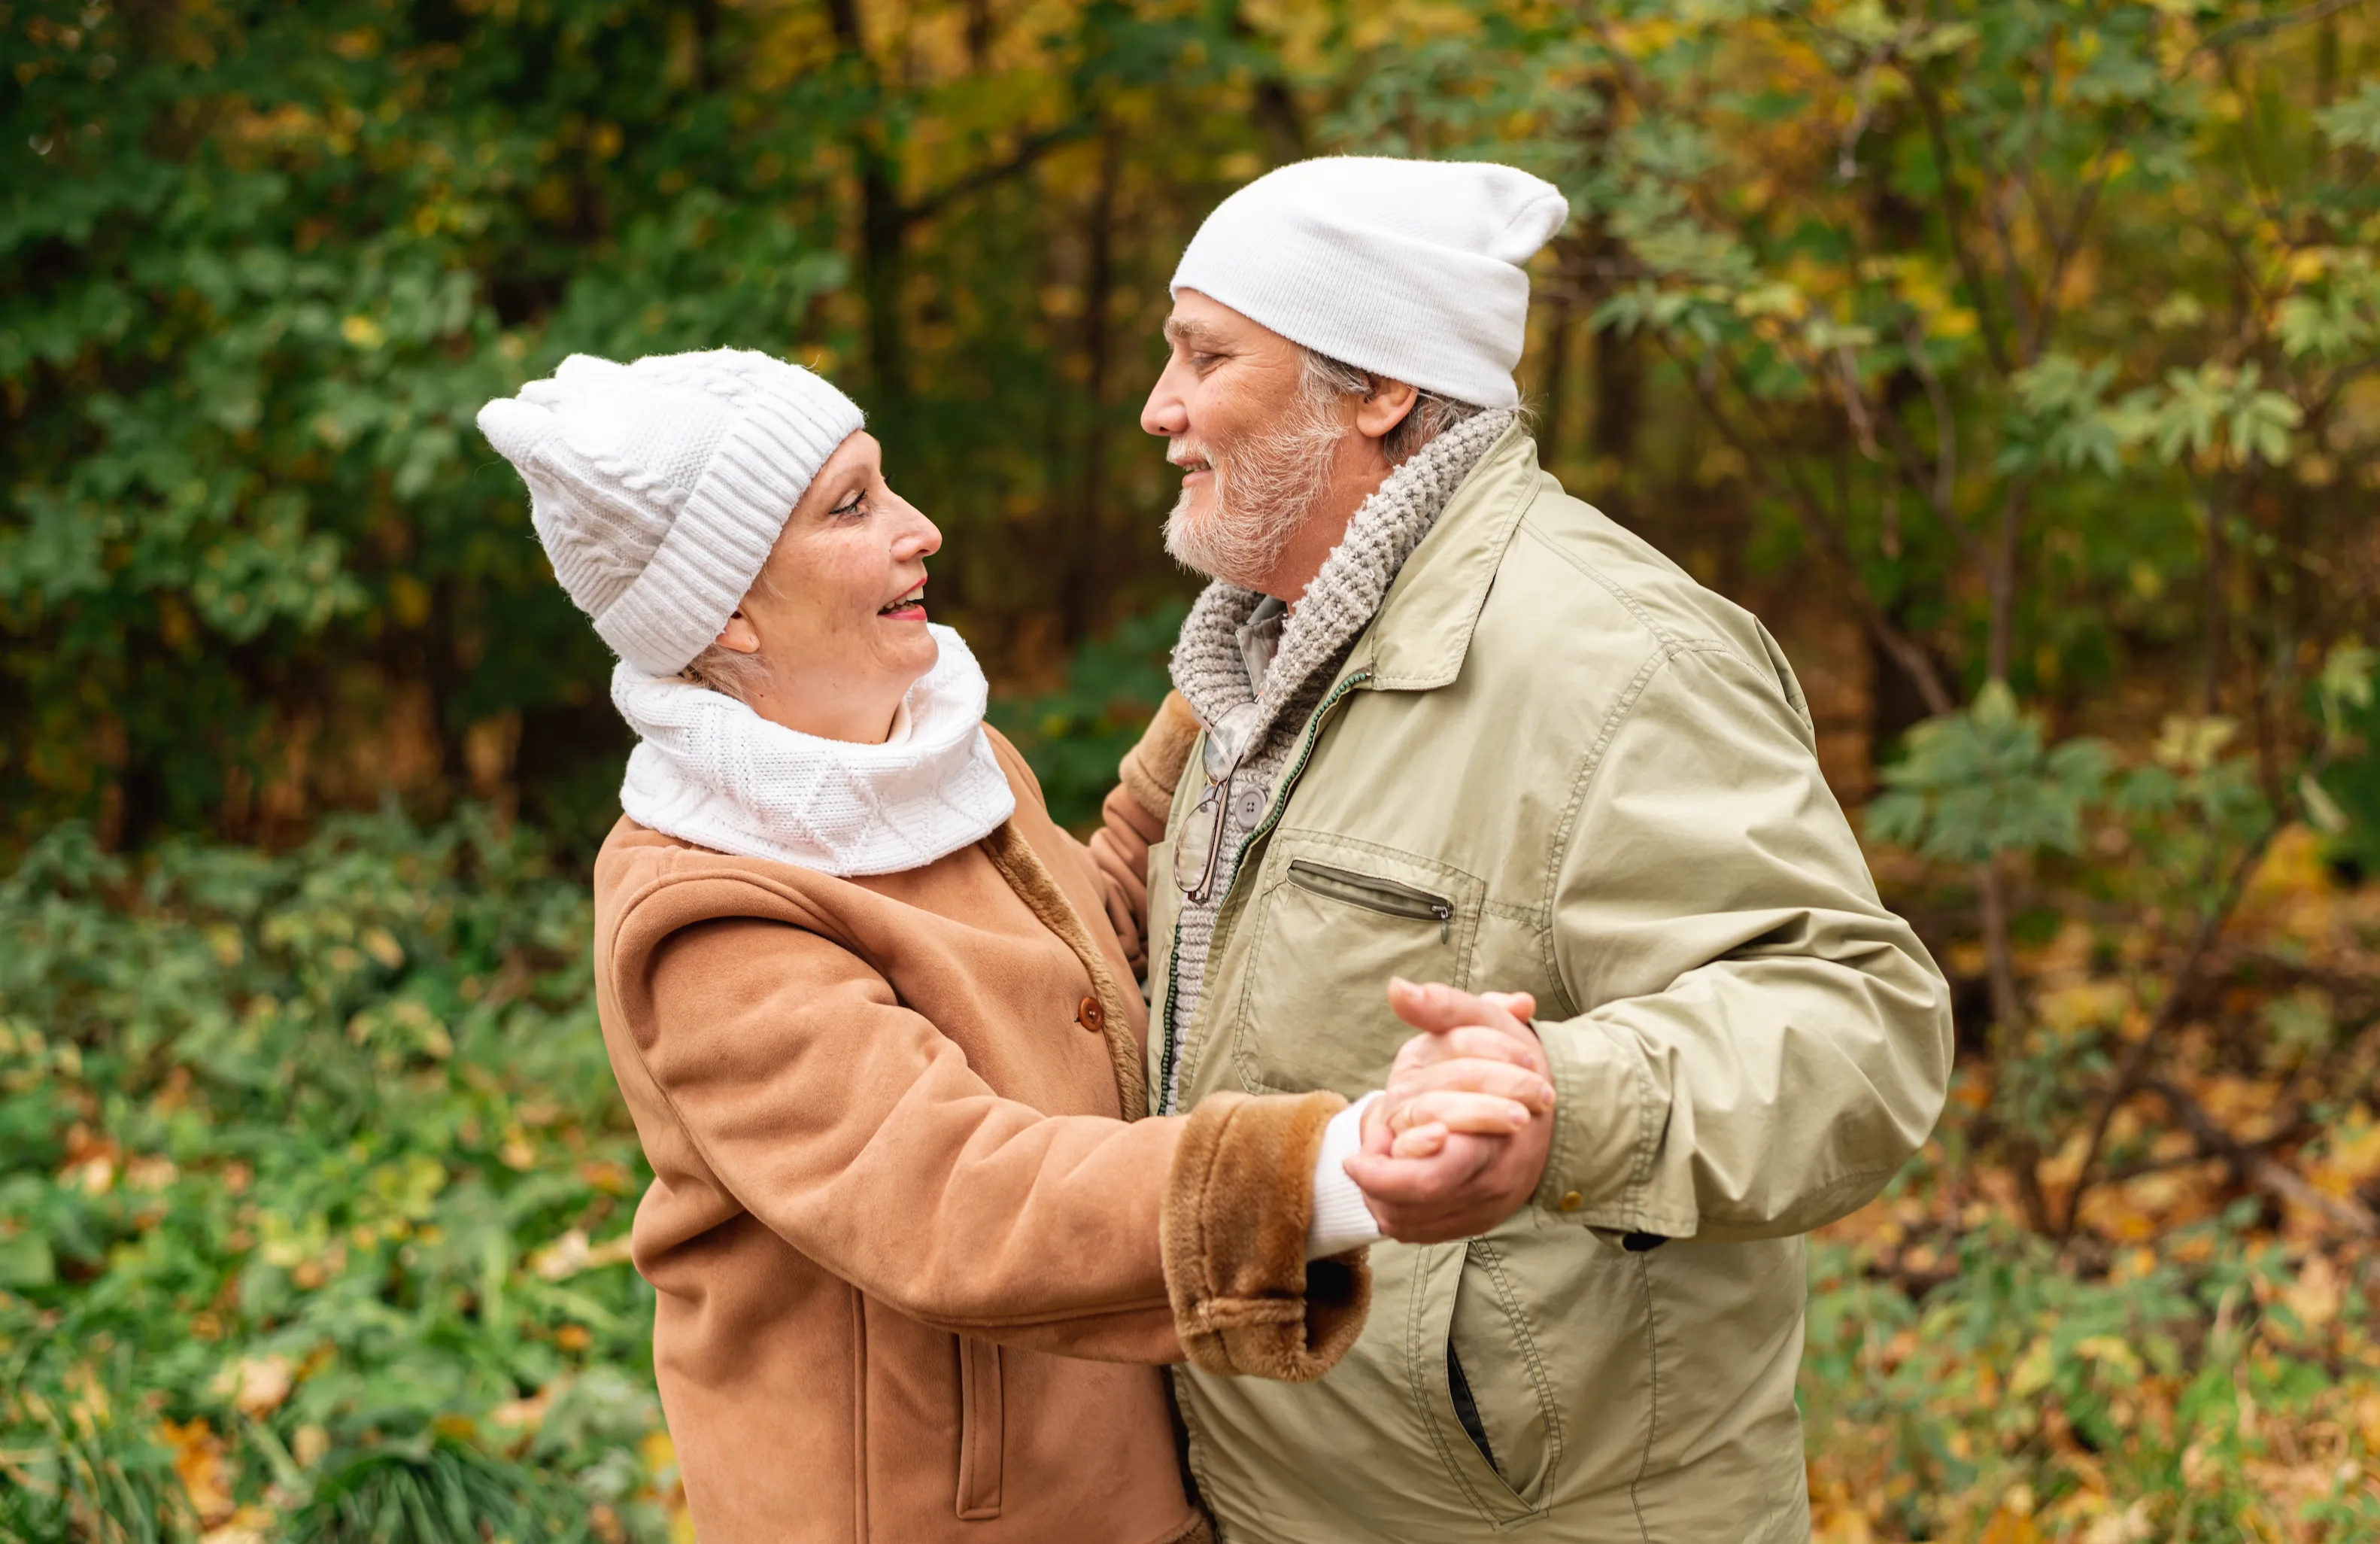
[1158,407,1514,1110]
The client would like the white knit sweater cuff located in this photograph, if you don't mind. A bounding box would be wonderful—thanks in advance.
[1307,1092,1385,1259]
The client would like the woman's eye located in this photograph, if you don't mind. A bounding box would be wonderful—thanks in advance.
[831,492,867,518]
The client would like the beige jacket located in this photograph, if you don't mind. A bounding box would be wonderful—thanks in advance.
[590,730,1366,1544]
[1138,427,1954,1542]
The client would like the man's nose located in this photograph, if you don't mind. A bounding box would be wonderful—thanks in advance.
[1141,361,1188,438]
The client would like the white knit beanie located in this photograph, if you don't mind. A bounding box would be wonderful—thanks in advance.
[477,349,866,676]
[1170,157,1569,409]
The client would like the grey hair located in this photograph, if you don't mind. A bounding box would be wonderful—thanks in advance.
[1297,349,1491,466]
[678,561,783,704]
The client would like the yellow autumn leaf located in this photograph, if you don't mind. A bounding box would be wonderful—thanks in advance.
[2036,980,2130,1035]
[2010,1338,2055,1400]
[161,1417,235,1527]
[2074,1335,2144,1381]
[2280,1252,2342,1330]
[2309,1116,2380,1194]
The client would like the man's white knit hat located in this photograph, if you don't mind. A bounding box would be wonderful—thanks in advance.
[1171,157,1568,409]
[477,349,865,676]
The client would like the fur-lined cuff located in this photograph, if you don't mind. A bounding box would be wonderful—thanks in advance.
[1120,692,1201,825]
[1161,1091,1372,1381]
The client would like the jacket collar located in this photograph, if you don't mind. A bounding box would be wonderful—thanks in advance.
[1349,422,1542,691]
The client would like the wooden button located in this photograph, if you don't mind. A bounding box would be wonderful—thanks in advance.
[1558,1190,1583,1212]
[1077,997,1106,1033]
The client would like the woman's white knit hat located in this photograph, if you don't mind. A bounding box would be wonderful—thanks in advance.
[1170,157,1569,409]
[477,349,865,676]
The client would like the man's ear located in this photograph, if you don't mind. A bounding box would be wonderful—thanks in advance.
[715,612,761,655]
[1353,378,1419,442]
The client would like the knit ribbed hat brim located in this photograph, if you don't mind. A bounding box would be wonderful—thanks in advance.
[478,349,866,676]
[1171,157,1569,409]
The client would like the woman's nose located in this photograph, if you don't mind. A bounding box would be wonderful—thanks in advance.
[895,504,941,561]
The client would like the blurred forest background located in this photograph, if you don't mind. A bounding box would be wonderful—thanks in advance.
[8,0,2380,1538]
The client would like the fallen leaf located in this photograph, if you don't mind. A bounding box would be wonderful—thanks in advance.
[222,1354,293,1417]
[490,1390,552,1434]
[2281,1251,2342,1330]
[202,1506,273,1544]
[161,1417,235,1526]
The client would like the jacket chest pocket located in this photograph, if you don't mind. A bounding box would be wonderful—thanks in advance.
[1284,861,1454,942]
[1225,836,1483,1099]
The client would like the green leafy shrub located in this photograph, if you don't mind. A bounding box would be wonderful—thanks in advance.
[988,603,1185,830]
[0,812,670,1540]
[1805,1179,2380,1539]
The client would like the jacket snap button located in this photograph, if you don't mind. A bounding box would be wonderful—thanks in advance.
[1077,996,1105,1032]
[1558,1190,1583,1212]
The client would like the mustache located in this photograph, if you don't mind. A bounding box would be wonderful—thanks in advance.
[1167,440,1212,469]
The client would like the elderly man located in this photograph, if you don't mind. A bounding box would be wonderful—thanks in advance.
[1128,157,1953,1540]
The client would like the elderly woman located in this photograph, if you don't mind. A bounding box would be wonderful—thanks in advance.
[477,351,1544,1544]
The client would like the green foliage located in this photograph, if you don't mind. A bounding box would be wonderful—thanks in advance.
[5,0,861,840]
[281,1436,594,1544]
[2104,716,2275,907]
[0,0,1292,850]
[0,813,669,1539]
[2312,645,2380,877]
[2313,81,2380,153]
[0,1354,197,1543]
[11,0,2379,874]
[1378,0,2376,734]
[1802,1197,2380,1538]
[987,603,1184,829]
[1868,682,2111,866]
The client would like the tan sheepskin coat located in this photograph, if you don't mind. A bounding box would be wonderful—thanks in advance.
[590,714,1366,1544]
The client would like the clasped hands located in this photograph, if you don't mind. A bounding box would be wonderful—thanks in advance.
[1340,978,1554,1245]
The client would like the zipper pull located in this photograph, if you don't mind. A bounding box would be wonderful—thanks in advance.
[1432,902,1451,945]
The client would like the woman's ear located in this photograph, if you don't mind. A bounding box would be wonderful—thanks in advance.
[715,612,762,655]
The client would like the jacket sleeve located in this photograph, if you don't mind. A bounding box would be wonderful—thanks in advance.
[633,913,1365,1378]
[1085,692,1200,977]
[1531,643,1953,1242]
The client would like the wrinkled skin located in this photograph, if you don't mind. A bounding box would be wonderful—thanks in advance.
[712,430,942,744]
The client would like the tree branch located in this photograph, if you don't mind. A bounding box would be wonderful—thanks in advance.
[2059,816,2284,1239]
[2141,1075,2379,1237]
[900,121,1092,227]
[1652,330,1957,714]
[1985,476,2032,684]
[2200,0,2366,53]
[1904,70,2016,379]
[1982,176,2038,360]
[1859,317,1984,566]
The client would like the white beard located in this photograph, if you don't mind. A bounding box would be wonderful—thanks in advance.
[1163,397,1346,589]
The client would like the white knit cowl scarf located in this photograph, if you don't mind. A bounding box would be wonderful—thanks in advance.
[1159,408,1515,1108]
[610,622,1016,876]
